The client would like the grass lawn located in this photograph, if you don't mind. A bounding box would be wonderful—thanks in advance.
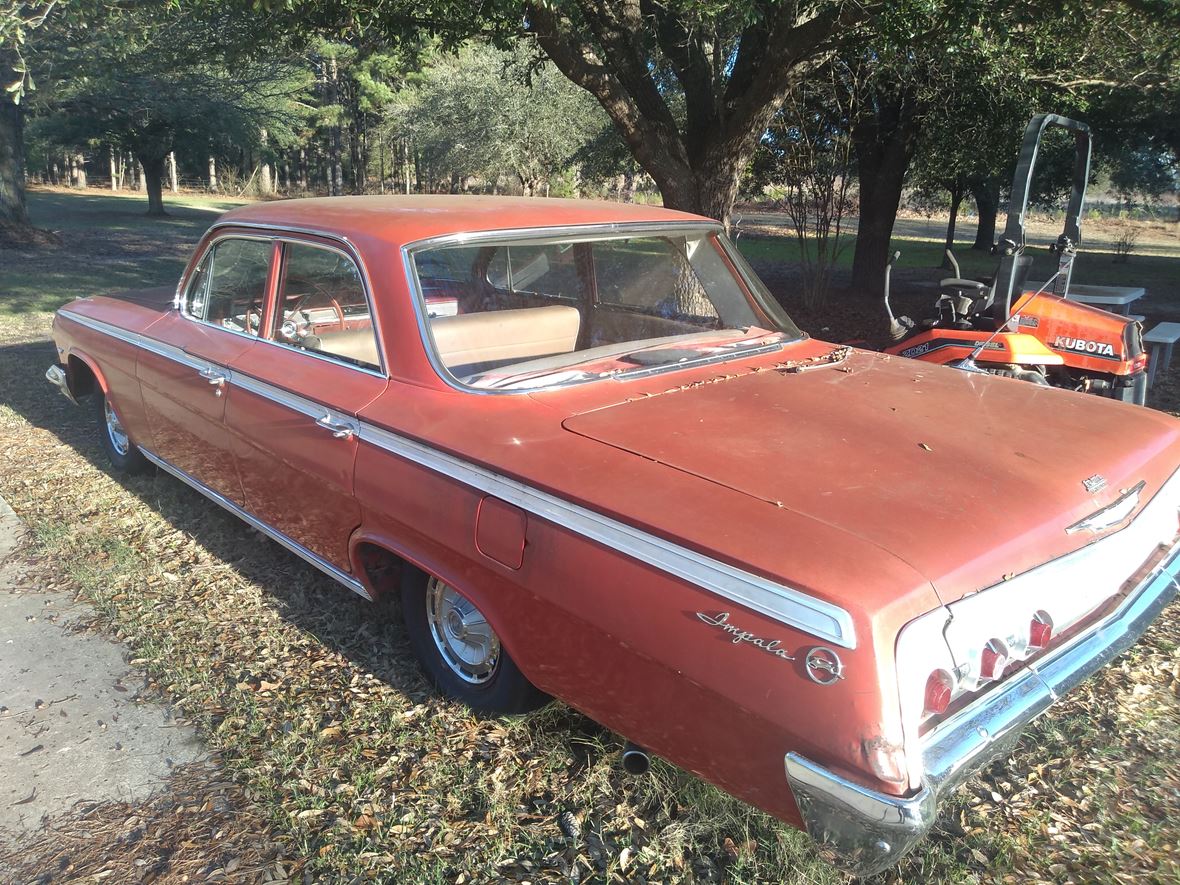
[1,187,247,315]
[735,224,1180,318]
[2,189,1180,883]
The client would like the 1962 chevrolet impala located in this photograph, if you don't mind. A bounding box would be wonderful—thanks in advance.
[46,196,1180,876]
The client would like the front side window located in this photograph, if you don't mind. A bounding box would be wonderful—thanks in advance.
[186,238,271,336]
[411,227,801,390]
[275,242,380,370]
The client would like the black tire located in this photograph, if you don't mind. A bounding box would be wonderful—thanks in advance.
[95,391,150,474]
[400,566,548,715]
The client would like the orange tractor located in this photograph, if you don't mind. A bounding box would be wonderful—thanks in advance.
[881,114,1148,405]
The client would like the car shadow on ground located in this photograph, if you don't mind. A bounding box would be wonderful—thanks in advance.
[0,338,437,702]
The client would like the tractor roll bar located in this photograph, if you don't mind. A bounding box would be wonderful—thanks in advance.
[994,114,1092,318]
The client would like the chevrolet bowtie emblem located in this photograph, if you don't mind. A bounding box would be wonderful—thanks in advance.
[1066,480,1145,534]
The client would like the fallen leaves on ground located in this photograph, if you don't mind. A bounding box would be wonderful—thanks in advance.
[0,762,287,884]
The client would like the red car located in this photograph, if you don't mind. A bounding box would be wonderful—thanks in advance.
[46,196,1180,876]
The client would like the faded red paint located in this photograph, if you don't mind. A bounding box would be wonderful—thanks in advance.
[49,196,1180,834]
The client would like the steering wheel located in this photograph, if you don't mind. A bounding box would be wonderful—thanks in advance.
[286,282,347,334]
[244,305,263,336]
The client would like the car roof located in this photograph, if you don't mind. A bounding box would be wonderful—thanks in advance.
[217,195,717,247]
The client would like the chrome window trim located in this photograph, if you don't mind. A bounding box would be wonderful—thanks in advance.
[58,306,858,649]
[399,222,805,398]
[178,223,389,379]
[139,447,372,602]
[176,232,274,324]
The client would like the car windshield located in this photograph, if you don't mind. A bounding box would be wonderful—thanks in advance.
[410,226,803,390]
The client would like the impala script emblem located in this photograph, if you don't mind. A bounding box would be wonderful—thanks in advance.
[694,612,795,662]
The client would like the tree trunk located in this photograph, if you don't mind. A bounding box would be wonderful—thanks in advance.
[168,152,178,193]
[109,147,119,191]
[970,177,1000,251]
[378,139,385,195]
[327,57,343,196]
[0,95,29,227]
[74,153,87,188]
[136,161,146,193]
[139,154,167,216]
[849,92,921,298]
[258,128,273,194]
[942,186,964,269]
[208,156,218,192]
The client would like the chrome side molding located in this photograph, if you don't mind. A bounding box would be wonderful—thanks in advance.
[56,308,858,649]
[359,423,857,649]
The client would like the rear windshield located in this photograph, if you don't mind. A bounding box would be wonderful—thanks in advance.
[409,227,802,390]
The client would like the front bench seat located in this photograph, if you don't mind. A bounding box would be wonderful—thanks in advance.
[302,327,381,368]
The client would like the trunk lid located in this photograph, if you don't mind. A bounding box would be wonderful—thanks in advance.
[561,349,1180,604]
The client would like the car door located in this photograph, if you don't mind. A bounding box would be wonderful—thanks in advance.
[224,238,387,572]
[136,236,276,504]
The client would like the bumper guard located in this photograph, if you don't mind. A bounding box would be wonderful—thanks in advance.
[45,363,78,405]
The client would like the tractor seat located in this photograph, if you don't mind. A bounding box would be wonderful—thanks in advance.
[940,278,988,292]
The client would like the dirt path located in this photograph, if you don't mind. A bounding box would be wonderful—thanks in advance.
[0,496,204,834]
[0,496,287,882]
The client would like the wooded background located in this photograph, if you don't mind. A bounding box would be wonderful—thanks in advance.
[3,0,1178,297]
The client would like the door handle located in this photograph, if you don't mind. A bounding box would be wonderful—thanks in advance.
[198,366,227,396]
[315,414,356,440]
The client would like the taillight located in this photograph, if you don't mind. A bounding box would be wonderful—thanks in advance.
[924,669,955,715]
[1029,612,1053,649]
[979,640,1008,681]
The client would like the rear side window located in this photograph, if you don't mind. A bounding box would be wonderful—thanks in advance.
[186,238,271,336]
[275,242,381,371]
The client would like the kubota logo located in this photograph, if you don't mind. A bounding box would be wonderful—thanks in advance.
[1053,336,1116,357]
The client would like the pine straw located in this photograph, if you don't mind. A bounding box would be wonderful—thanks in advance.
[2,312,1179,884]
[0,762,287,883]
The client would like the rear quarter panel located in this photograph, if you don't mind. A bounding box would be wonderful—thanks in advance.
[353,385,938,823]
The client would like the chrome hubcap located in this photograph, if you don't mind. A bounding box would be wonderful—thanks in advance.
[104,399,130,456]
[425,577,500,684]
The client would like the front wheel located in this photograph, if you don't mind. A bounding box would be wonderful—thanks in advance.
[95,391,150,474]
[401,567,548,714]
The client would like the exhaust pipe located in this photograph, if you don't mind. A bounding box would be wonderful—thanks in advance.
[621,742,650,775]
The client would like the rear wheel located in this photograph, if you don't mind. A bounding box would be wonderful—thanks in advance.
[95,391,149,474]
[400,567,548,714]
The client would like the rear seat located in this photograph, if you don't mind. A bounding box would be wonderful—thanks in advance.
[432,305,581,372]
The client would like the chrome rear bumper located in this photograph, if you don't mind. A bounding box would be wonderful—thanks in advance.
[45,363,78,405]
[785,540,1180,878]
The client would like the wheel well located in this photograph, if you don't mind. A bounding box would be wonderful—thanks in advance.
[67,355,98,398]
[354,542,407,600]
